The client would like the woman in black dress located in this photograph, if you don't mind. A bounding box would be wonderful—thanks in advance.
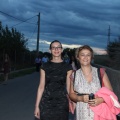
[34,40,73,120]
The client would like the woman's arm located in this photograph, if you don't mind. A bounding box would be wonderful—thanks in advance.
[66,70,73,94]
[69,79,89,103]
[34,69,45,118]
[103,72,113,91]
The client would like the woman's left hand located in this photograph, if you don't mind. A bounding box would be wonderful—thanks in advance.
[88,97,104,107]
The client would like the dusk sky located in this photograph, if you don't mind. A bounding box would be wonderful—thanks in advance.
[0,0,120,54]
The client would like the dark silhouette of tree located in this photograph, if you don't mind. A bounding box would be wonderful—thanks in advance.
[0,21,30,69]
[107,36,120,70]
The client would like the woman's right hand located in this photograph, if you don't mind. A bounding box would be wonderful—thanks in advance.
[34,106,40,119]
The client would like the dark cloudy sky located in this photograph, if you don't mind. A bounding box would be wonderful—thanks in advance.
[0,0,120,53]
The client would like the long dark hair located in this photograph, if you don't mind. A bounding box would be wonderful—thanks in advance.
[49,40,62,49]
[49,40,63,60]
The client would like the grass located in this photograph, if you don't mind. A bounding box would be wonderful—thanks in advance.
[0,67,36,83]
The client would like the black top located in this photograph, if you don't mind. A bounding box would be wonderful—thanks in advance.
[40,61,72,120]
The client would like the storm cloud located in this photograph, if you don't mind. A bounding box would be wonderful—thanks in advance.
[0,0,120,53]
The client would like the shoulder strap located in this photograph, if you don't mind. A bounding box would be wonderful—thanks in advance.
[97,68,102,87]
[73,71,76,83]
[74,71,76,79]
[97,68,105,87]
[71,71,76,87]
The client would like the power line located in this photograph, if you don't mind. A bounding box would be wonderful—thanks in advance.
[28,25,37,40]
[10,16,37,28]
[0,11,40,51]
[0,10,37,25]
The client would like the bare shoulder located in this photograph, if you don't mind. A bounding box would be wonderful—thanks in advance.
[103,72,113,91]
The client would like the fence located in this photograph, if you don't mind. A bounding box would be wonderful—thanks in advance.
[97,64,120,101]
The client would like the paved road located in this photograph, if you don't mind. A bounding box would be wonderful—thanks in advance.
[0,72,40,120]
[0,72,75,120]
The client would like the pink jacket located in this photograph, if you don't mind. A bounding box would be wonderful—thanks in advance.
[90,87,120,120]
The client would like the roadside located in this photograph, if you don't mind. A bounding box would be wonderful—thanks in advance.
[0,71,75,120]
[0,72,40,120]
[0,67,35,84]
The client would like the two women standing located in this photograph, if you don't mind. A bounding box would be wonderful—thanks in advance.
[34,42,116,120]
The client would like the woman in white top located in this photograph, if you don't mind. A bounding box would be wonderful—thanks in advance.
[69,45,113,120]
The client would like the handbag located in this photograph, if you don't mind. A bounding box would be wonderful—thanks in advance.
[67,94,75,114]
[98,67,120,120]
[68,71,77,114]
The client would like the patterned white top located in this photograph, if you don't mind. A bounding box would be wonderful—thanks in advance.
[74,66,101,120]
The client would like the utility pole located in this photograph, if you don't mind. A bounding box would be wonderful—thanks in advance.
[107,25,110,45]
[36,12,40,53]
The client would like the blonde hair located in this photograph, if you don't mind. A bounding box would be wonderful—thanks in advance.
[75,45,94,60]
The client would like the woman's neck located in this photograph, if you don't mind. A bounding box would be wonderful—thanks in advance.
[51,57,63,63]
[81,65,92,76]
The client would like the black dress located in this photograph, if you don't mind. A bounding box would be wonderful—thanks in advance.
[40,61,72,120]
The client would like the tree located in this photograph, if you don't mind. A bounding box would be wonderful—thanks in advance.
[107,36,120,70]
[63,48,76,58]
[0,21,30,69]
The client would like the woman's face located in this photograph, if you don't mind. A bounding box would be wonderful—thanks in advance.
[50,42,63,57]
[78,49,92,66]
